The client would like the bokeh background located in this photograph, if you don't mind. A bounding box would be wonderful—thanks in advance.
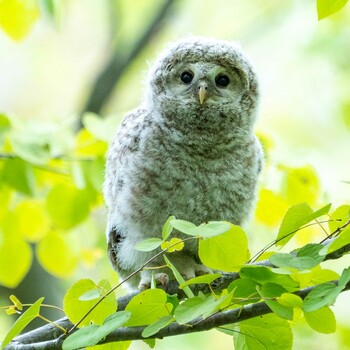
[1,0,350,349]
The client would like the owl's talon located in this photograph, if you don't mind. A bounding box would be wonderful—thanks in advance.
[138,271,169,291]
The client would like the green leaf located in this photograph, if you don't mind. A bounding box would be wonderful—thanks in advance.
[317,0,349,20]
[228,279,260,305]
[304,307,336,333]
[89,341,132,350]
[78,288,101,301]
[198,221,231,238]
[338,267,350,289]
[10,134,51,166]
[180,273,222,289]
[46,183,91,230]
[0,114,10,134]
[260,283,288,298]
[198,224,249,271]
[141,315,174,338]
[161,238,184,252]
[162,215,175,240]
[257,285,293,320]
[264,299,293,320]
[0,229,32,288]
[163,255,194,298]
[0,0,40,41]
[14,199,49,242]
[269,253,315,271]
[297,243,325,261]
[278,293,303,308]
[240,266,299,291]
[125,289,172,327]
[36,230,78,279]
[170,219,199,236]
[62,311,131,350]
[269,244,325,271]
[142,339,156,349]
[302,283,339,312]
[276,203,313,247]
[174,295,221,325]
[234,314,293,350]
[329,205,350,232]
[308,203,332,221]
[1,297,44,349]
[320,226,350,256]
[135,238,163,252]
[1,158,35,195]
[279,165,321,206]
[63,279,117,326]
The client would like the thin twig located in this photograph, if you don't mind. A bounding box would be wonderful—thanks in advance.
[69,236,197,333]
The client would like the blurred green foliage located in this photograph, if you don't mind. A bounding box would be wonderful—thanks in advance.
[0,0,350,349]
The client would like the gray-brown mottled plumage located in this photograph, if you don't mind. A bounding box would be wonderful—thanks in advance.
[104,37,262,290]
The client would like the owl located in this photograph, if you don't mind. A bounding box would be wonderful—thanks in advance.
[104,37,262,290]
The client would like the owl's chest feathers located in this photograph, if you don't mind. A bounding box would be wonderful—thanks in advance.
[129,120,259,228]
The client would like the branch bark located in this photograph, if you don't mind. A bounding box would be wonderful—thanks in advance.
[4,235,350,350]
[5,281,350,350]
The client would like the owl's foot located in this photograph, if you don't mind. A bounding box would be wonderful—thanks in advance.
[138,271,169,291]
[180,263,212,280]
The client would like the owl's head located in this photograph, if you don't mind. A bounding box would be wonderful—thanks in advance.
[146,37,259,128]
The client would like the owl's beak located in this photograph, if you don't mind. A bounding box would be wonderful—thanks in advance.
[198,82,208,104]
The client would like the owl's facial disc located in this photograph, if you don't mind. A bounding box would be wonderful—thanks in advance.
[167,62,245,106]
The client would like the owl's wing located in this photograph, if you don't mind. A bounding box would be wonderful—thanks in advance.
[104,107,148,268]
[104,107,147,208]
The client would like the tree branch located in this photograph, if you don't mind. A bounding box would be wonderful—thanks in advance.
[4,232,350,350]
[81,0,177,116]
[5,281,350,350]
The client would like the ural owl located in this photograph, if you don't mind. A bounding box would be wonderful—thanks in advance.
[104,37,262,290]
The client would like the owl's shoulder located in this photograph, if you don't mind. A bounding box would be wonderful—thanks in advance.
[108,107,150,156]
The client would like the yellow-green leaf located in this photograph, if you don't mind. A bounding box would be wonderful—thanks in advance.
[0,231,32,288]
[125,289,172,327]
[46,183,91,230]
[304,307,336,333]
[1,297,44,348]
[279,165,320,206]
[62,312,131,350]
[9,295,23,310]
[234,313,293,350]
[161,238,184,252]
[0,0,40,41]
[198,224,249,272]
[328,205,350,233]
[255,188,289,227]
[1,158,35,195]
[88,341,131,350]
[276,202,313,248]
[36,231,78,279]
[15,200,49,242]
[317,0,349,20]
[278,293,303,308]
[63,279,117,326]
[0,186,11,220]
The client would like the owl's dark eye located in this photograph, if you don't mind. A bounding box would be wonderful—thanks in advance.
[215,74,230,87]
[180,71,194,84]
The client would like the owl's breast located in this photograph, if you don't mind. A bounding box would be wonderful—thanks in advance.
[125,133,261,233]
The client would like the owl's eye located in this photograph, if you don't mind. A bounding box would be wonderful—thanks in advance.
[215,74,230,87]
[180,71,194,84]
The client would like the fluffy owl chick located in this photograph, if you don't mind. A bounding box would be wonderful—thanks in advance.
[104,37,262,290]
